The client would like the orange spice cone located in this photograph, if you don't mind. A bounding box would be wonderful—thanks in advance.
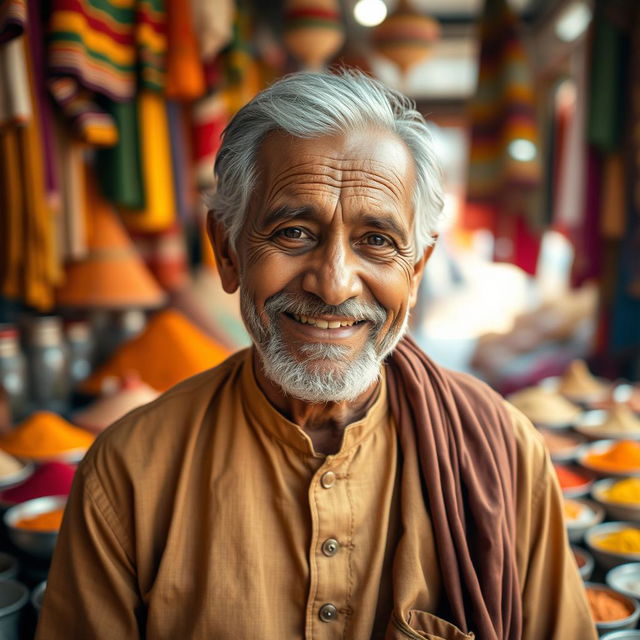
[56,174,166,309]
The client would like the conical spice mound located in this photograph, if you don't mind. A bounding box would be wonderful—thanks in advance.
[56,175,166,309]
[81,309,231,394]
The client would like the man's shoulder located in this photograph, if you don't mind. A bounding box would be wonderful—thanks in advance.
[82,348,249,465]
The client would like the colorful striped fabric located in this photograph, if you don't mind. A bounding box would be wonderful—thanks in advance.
[47,0,166,145]
[467,0,541,207]
[0,0,26,43]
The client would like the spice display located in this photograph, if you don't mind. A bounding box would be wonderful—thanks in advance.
[81,309,230,394]
[586,587,633,622]
[554,464,591,490]
[558,360,608,400]
[0,412,94,460]
[0,462,76,504]
[0,450,25,479]
[74,376,160,434]
[563,499,594,525]
[583,440,640,474]
[507,386,581,425]
[572,549,586,568]
[540,430,583,456]
[15,507,65,532]
[602,478,640,505]
[594,527,640,554]
[591,405,640,435]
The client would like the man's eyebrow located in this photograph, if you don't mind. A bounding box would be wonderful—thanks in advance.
[359,213,410,244]
[261,205,316,228]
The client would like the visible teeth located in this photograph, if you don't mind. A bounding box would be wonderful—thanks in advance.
[292,314,358,328]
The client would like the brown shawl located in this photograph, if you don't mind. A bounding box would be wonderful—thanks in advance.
[386,335,522,640]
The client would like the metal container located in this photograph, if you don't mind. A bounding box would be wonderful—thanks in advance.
[3,496,67,559]
[0,554,18,581]
[0,579,29,640]
[27,317,70,413]
[30,581,46,615]
[0,326,28,421]
[66,320,95,386]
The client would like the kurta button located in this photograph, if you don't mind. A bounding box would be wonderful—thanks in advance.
[319,603,338,622]
[321,471,336,489]
[322,538,339,556]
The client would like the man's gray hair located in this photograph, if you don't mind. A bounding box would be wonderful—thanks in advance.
[207,69,444,260]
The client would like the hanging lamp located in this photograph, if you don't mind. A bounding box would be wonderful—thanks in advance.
[283,0,345,70]
[373,0,440,74]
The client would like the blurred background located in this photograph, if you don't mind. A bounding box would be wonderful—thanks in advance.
[0,1,640,635]
[1,0,638,414]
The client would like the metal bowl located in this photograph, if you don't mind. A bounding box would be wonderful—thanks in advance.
[540,429,588,463]
[572,545,595,581]
[593,478,640,523]
[0,460,33,492]
[579,440,640,478]
[586,522,640,570]
[3,496,66,559]
[0,554,18,581]
[30,581,46,614]
[575,411,640,442]
[601,630,640,639]
[539,375,611,408]
[0,579,29,640]
[607,563,640,601]
[565,498,605,543]
[585,582,640,635]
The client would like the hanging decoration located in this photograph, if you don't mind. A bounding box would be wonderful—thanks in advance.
[372,0,440,75]
[283,0,344,70]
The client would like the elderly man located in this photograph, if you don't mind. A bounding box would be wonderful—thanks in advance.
[38,71,596,639]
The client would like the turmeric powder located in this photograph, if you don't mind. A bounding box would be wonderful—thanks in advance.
[595,527,640,554]
[15,507,64,531]
[0,412,94,460]
[602,477,640,505]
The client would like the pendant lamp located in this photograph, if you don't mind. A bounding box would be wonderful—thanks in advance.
[56,175,166,309]
[283,0,345,70]
[373,0,440,74]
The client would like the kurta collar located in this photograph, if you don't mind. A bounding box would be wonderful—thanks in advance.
[240,347,389,459]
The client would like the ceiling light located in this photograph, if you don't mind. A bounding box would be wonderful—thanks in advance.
[354,0,387,28]
[508,139,537,162]
[555,2,592,42]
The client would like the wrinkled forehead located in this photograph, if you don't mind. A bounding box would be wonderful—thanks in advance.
[252,129,416,210]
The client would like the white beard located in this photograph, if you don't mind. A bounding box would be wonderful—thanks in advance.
[240,289,409,403]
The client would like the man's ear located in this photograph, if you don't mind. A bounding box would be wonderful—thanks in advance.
[408,234,438,308]
[206,211,240,294]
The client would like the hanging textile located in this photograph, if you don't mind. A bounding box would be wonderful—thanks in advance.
[165,0,205,100]
[587,0,625,152]
[190,0,234,62]
[95,100,145,209]
[0,1,61,310]
[47,0,167,145]
[0,0,26,43]
[466,0,541,226]
[119,91,176,233]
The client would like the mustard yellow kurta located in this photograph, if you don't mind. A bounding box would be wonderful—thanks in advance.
[36,349,596,640]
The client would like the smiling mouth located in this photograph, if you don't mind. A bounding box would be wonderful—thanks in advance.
[286,313,365,329]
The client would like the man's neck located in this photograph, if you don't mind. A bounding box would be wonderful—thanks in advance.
[252,350,380,455]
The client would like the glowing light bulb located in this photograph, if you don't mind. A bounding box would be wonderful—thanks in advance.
[508,139,537,163]
[354,0,387,28]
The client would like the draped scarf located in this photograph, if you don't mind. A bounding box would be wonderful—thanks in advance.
[386,336,522,640]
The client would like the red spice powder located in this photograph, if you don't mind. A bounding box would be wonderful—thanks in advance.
[554,464,590,490]
[0,462,76,504]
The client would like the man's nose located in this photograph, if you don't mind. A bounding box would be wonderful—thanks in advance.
[301,237,363,306]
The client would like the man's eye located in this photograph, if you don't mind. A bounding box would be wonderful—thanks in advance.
[279,227,305,239]
[365,234,390,247]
